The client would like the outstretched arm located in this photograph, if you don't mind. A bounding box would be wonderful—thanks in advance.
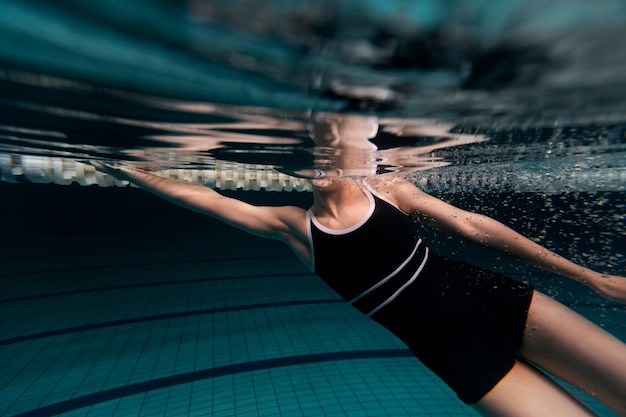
[91,163,307,243]
[381,178,626,302]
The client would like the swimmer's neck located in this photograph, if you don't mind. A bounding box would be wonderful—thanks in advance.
[311,178,366,218]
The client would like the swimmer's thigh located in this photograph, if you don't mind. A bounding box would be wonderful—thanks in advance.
[474,358,596,417]
[519,291,626,416]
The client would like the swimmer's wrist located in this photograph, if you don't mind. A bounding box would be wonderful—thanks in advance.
[586,273,626,303]
[562,267,601,291]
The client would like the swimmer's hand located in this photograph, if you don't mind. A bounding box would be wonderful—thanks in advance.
[89,160,122,175]
[88,160,141,180]
[590,273,626,303]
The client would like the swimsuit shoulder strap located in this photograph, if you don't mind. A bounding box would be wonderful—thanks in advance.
[359,178,404,212]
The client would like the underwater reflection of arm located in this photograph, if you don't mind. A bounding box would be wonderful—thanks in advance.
[386,178,626,303]
[91,163,305,241]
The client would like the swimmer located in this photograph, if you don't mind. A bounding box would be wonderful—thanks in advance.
[93,115,626,417]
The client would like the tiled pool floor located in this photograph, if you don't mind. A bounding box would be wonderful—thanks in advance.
[1,230,622,416]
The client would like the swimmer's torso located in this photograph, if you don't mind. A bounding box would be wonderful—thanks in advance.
[306,182,429,316]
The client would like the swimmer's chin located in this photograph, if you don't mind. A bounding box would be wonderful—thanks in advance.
[310,176,358,191]
[310,178,334,189]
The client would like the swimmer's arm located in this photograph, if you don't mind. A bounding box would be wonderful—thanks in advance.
[92,163,306,241]
[388,179,626,302]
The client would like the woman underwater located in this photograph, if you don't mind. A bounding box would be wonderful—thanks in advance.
[94,115,626,417]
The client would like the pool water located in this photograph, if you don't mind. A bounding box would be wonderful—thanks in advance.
[1,1,626,416]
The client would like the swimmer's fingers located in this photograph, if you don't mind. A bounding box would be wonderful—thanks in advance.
[591,274,626,304]
[88,160,120,173]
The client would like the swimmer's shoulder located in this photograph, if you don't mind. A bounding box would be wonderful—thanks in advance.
[362,176,422,206]
[363,175,419,192]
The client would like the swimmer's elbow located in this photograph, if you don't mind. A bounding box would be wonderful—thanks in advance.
[450,213,496,246]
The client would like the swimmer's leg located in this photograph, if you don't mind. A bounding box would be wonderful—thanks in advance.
[482,290,626,417]
[473,358,597,417]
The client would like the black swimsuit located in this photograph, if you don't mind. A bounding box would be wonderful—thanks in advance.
[306,184,534,404]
